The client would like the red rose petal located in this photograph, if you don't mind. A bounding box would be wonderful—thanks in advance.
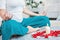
[44,34,48,38]
[32,34,37,38]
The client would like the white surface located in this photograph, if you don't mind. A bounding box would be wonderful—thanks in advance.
[50,20,60,27]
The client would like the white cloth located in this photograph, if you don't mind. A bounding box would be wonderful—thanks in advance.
[0,0,25,22]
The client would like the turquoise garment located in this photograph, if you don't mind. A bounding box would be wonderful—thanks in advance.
[21,16,50,28]
[1,16,50,40]
[2,20,28,40]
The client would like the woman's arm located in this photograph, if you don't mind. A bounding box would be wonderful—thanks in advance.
[0,0,12,20]
[23,7,47,16]
[23,7,39,16]
[0,0,6,16]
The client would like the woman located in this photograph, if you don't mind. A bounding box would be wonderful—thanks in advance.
[0,0,50,40]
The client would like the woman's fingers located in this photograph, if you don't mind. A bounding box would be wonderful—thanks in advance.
[6,13,13,19]
[0,10,12,20]
[3,13,13,20]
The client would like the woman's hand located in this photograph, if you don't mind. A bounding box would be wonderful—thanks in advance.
[3,13,13,20]
[38,11,47,16]
[0,9,13,20]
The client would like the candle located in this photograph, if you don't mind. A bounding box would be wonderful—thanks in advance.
[45,24,50,34]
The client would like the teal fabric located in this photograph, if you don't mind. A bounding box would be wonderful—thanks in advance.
[2,20,28,40]
[21,16,50,27]
[1,16,50,40]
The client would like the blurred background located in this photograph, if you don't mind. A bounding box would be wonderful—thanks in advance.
[45,0,60,20]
